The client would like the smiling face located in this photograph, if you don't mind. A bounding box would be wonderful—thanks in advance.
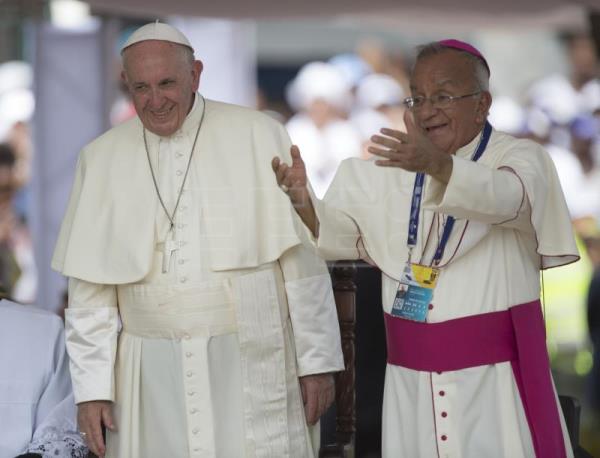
[121,40,202,137]
[410,50,491,154]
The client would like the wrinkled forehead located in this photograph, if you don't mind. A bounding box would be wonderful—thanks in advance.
[122,40,189,67]
[410,51,476,92]
[122,44,194,84]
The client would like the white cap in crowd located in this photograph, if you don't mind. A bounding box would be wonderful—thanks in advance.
[356,73,404,110]
[286,61,352,113]
[488,96,526,136]
[328,53,372,88]
[0,61,34,141]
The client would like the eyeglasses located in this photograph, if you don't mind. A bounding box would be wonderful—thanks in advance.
[403,91,481,110]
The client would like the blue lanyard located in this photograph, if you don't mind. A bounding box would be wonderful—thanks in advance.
[407,121,492,265]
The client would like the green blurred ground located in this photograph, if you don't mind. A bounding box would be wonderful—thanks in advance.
[545,238,600,456]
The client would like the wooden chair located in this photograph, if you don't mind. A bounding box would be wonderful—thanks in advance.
[320,262,358,457]
[559,395,594,458]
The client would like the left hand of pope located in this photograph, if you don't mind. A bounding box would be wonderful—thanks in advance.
[368,110,453,184]
[299,373,335,426]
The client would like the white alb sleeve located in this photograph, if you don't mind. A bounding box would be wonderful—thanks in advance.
[65,278,119,403]
[280,244,344,376]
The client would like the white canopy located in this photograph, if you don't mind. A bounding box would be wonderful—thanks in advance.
[86,0,598,19]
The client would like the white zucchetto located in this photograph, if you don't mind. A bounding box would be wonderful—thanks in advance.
[121,21,193,53]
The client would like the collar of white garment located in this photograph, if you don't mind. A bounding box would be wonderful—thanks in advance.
[144,92,204,143]
[454,123,489,159]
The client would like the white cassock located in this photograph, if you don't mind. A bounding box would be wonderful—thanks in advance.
[311,127,579,458]
[0,301,86,458]
[52,97,344,458]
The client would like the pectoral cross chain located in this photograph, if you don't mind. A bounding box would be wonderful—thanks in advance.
[144,96,206,275]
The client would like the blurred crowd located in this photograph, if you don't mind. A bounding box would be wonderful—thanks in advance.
[0,60,36,304]
[266,42,410,198]
[489,32,600,226]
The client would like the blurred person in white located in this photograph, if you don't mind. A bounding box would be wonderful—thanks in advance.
[569,114,600,222]
[273,39,579,457]
[328,52,372,95]
[0,62,37,303]
[285,61,362,198]
[519,104,600,222]
[527,31,600,149]
[0,62,34,224]
[0,143,36,303]
[488,96,598,220]
[351,73,406,158]
[52,22,343,458]
[0,288,86,458]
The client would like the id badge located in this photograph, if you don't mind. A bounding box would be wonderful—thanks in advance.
[391,263,439,322]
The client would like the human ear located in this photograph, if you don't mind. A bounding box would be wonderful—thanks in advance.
[191,60,203,92]
[476,91,492,123]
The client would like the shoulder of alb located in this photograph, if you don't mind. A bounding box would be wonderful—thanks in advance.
[79,116,141,163]
[488,129,550,167]
[204,98,285,133]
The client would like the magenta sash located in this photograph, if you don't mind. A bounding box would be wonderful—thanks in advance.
[384,300,567,458]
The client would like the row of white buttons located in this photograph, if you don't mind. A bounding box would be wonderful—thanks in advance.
[181,339,203,454]
[173,184,189,284]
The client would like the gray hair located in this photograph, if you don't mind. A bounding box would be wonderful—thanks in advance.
[414,42,490,92]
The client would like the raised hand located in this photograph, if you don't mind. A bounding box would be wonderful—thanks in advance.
[368,110,453,183]
[77,400,116,457]
[271,145,310,207]
[272,145,319,236]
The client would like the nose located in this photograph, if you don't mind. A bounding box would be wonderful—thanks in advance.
[148,87,166,110]
[417,98,438,119]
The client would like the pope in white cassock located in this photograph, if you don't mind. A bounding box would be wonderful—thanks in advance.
[273,40,580,458]
[52,23,343,458]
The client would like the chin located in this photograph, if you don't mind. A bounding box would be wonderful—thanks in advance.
[147,121,178,137]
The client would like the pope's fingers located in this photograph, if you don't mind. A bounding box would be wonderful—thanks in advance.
[102,405,116,431]
[271,156,281,173]
[79,419,101,456]
[319,383,335,421]
[300,379,308,405]
[324,379,335,411]
[317,390,329,420]
[275,162,289,186]
[271,159,286,188]
[290,145,304,166]
[90,416,106,457]
[305,392,318,425]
